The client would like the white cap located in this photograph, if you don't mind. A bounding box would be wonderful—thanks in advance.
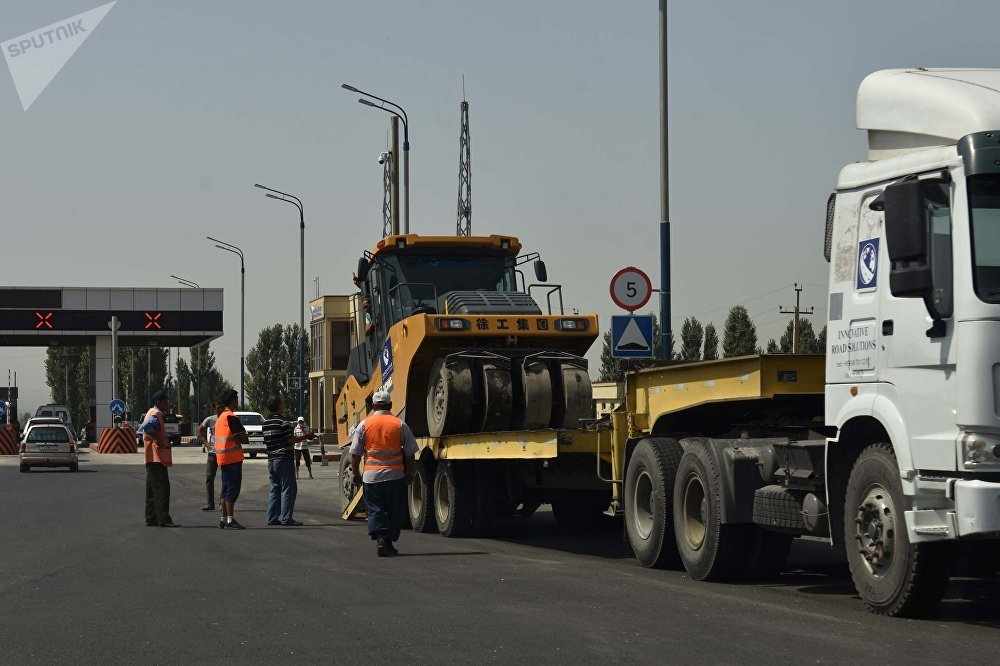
[296,416,305,422]
[372,389,391,406]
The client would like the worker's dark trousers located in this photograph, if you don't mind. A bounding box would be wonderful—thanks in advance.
[145,463,172,526]
[205,453,218,507]
[364,478,407,542]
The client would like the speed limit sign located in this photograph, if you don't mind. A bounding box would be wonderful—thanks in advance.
[610,266,652,312]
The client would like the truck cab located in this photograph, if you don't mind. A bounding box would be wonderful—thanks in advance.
[826,68,1000,541]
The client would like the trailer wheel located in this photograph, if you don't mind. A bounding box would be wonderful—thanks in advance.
[624,438,682,568]
[434,460,474,537]
[673,444,750,580]
[845,443,950,617]
[408,458,437,533]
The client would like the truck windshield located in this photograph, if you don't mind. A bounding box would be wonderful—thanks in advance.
[379,252,515,317]
[970,174,1000,303]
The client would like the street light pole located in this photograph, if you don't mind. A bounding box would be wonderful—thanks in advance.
[342,83,410,234]
[207,237,246,409]
[254,184,306,419]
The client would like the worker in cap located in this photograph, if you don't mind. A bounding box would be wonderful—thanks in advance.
[293,416,314,479]
[140,390,178,527]
[214,389,249,529]
[350,389,418,556]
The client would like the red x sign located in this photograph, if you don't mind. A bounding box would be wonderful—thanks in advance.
[144,312,162,330]
[34,312,53,329]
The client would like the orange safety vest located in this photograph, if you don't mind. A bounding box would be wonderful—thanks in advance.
[214,408,245,466]
[362,412,405,474]
[143,407,172,467]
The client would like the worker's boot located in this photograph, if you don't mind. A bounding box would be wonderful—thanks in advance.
[377,537,389,557]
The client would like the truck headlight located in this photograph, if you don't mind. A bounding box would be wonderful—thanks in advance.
[436,318,469,331]
[961,432,1000,467]
[555,318,588,331]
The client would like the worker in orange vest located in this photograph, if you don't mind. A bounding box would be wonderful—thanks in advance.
[350,389,417,556]
[214,389,249,529]
[142,391,178,527]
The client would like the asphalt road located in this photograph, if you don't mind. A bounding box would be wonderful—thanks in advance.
[1,448,999,665]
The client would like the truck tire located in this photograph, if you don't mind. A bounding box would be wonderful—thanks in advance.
[426,358,476,437]
[845,443,951,617]
[434,461,474,537]
[340,452,358,505]
[624,437,682,568]
[408,458,437,533]
[673,443,751,580]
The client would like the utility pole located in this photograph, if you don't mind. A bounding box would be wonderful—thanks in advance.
[779,283,815,354]
[657,0,672,360]
[390,116,401,236]
[456,82,471,237]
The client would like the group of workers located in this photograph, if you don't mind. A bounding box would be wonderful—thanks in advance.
[139,386,417,556]
[141,388,317,530]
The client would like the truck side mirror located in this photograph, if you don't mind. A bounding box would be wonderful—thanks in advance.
[883,179,933,299]
[356,257,370,283]
[534,260,548,282]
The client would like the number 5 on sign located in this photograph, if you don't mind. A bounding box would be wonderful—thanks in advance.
[610,266,652,312]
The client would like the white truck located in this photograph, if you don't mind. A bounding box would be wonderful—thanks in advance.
[607,68,1000,618]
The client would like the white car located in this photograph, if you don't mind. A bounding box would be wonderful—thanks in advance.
[233,411,265,458]
[23,416,77,444]
[20,424,79,472]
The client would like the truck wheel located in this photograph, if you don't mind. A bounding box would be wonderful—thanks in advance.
[434,461,473,537]
[340,452,358,505]
[673,444,750,580]
[408,458,437,533]
[624,437,682,568]
[845,443,950,617]
[426,358,476,437]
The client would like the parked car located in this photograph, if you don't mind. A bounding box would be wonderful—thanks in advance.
[23,417,77,444]
[233,411,265,458]
[20,424,79,472]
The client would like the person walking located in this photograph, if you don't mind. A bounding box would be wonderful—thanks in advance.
[141,391,178,527]
[350,390,417,556]
[294,416,314,479]
[198,402,223,511]
[263,397,315,526]
[214,389,248,530]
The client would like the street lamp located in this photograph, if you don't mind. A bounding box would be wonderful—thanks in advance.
[207,236,246,409]
[253,183,306,419]
[170,274,201,289]
[341,83,410,234]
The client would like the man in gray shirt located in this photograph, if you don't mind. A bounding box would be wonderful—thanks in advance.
[350,390,418,556]
[198,402,222,511]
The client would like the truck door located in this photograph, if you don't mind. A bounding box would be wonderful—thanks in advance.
[878,179,957,470]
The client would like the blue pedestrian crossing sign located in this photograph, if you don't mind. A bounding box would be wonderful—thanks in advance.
[109,399,126,417]
[0,401,6,422]
[611,315,654,359]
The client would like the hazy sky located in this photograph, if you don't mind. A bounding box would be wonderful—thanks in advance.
[3,0,999,415]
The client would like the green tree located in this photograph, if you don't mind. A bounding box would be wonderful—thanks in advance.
[766,338,779,353]
[245,323,310,419]
[44,345,91,430]
[722,305,758,357]
[117,347,169,418]
[188,344,234,423]
[817,325,827,352]
[702,323,719,360]
[680,317,704,362]
[779,317,821,353]
[175,357,192,418]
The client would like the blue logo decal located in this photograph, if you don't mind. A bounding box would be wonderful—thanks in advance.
[380,338,394,380]
[857,238,880,290]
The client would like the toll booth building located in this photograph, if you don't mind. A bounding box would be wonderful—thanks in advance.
[0,287,223,431]
[308,295,354,437]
